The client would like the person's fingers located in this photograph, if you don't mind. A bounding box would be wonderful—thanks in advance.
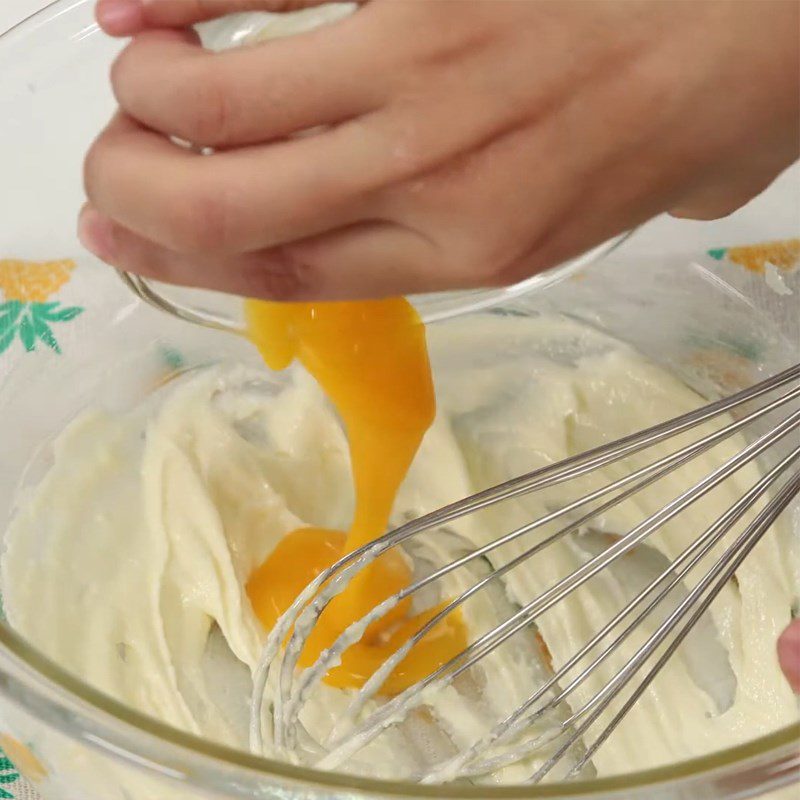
[79,203,318,299]
[778,620,800,694]
[96,0,365,37]
[669,168,790,220]
[83,112,384,256]
[79,204,440,300]
[279,222,446,298]
[111,21,383,148]
[95,0,146,36]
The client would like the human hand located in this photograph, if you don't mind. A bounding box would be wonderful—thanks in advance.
[778,619,800,693]
[80,0,800,301]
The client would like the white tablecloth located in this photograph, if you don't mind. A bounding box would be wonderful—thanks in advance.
[0,0,41,34]
[1,8,53,796]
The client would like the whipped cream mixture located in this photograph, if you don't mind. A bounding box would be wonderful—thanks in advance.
[2,314,797,783]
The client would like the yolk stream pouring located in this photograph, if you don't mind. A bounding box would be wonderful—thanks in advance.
[244,298,467,694]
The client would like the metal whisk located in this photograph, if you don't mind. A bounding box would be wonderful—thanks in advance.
[117,268,798,782]
[248,362,800,783]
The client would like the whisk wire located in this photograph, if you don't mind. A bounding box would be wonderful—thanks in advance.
[427,443,800,781]
[316,404,800,769]
[545,465,800,784]
[292,379,800,748]
[248,363,800,781]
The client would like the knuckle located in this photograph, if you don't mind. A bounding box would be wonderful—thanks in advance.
[180,70,238,147]
[112,37,239,148]
[243,247,318,302]
[386,138,429,183]
[379,114,437,185]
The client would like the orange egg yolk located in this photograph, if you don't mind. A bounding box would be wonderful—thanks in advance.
[244,298,467,695]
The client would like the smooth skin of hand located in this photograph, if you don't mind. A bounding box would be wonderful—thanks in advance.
[779,619,800,693]
[83,0,800,693]
[80,0,800,302]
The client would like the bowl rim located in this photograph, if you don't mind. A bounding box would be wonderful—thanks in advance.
[3,618,799,798]
[0,1,798,797]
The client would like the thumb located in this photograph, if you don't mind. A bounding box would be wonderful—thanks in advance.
[96,0,365,37]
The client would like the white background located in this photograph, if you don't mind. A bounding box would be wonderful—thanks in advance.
[2,0,798,253]
[1,0,42,33]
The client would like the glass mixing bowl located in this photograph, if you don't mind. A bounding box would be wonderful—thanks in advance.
[0,2,798,799]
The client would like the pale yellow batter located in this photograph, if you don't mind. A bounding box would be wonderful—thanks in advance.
[2,313,797,783]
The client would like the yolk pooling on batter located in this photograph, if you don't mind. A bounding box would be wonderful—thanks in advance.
[244,298,467,695]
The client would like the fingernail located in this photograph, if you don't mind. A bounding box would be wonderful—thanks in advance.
[95,0,143,35]
[78,205,117,263]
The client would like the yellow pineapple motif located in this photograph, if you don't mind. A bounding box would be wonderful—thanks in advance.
[725,239,800,274]
[0,259,75,303]
[0,734,47,784]
[0,258,83,356]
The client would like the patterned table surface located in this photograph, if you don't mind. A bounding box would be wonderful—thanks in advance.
[4,0,83,772]
[1,748,35,800]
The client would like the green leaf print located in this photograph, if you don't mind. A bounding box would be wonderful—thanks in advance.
[160,345,185,370]
[0,301,23,326]
[0,301,84,357]
[18,315,36,352]
[0,750,18,799]
[0,302,23,355]
[31,315,60,354]
[36,303,83,323]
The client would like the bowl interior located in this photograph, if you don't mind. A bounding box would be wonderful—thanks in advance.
[0,2,799,799]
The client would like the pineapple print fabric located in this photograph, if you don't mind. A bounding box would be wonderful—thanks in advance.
[707,238,800,273]
[0,738,43,800]
[0,750,21,800]
[0,260,83,355]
